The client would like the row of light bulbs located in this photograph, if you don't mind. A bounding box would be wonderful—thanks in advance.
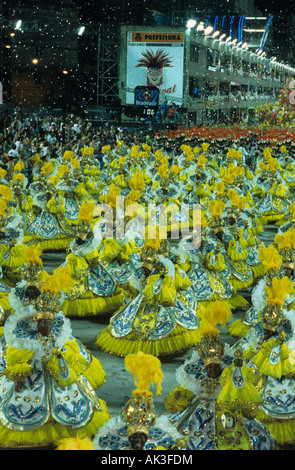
[186,19,295,74]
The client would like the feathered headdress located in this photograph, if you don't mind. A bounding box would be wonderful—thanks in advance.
[56,437,94,451]
[14,161,24,173]
[129,171,145,191]
[259,244,283,272]
[198,301,232,368]
[22,245,43,267]
[199,301,232,337]
[63,150,74,161]
[122,351,163,439]
[0,185,13,201]
[78,200,95,223]
[136,48,173,69]
[124,351,164,395]
[209,200,225,218]
[41,161,54,176]
[265,276,292,307]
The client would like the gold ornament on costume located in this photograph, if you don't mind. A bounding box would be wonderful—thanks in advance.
[122,351,164,441]
[76,200,95,240]
[259,244,283,284]
[208,200,226,234]
[275,231,295,271]
[262,276,292,333]
[0,198,9,231]
[26,266,73,322]
[198,301,232,367]
[21,245,43,286]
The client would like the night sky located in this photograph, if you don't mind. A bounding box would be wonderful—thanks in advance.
[73,0,294,62]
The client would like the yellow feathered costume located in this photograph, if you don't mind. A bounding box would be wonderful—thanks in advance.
[0,266,110,448]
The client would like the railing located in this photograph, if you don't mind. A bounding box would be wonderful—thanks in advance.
[187,95,277,109]
[85,108,111,121]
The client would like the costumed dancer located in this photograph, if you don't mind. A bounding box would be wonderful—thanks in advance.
[183,199,249,313]
[95,228,200,357]
[24,161,75,251]
[92,351,186,450]
[0,194,27,287]
[62,201,127,318]
[54,152,95,226]
[164,301,277,450]
[254,149,291,223]
[0,259,109,448]
[227,244,285,339]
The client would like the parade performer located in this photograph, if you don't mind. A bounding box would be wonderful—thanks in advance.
[24,161,75,251]
[164,302,276,450]
[95,229,200,357]
[93,351,186,450]
[0,261,109,448]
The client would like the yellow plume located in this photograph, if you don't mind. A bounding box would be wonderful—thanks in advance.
[170,164,181,175]
[70,158,80,170]
[38,266,73,294]
[259,244,282,271]
[0,185,13,201]
[100,184,120,208]
[215,182,225,194]
[22,246,43,266]
[31,153,41,166]
[124,351,164,395]
[0,168,7,179]
[275,231,292,250]
[78,201,95,222]
[63,150,74,161]
[55,437,94,451]
[154,149,164,161]
[12,173,25,183]
[41,162,54,175]
[0,198,8,215]
[265,276,292,307]
[209,199,225,217]
[14,161,24,172]
[129,171,145,191]
[51,266,73,293]
[200,301,232,337]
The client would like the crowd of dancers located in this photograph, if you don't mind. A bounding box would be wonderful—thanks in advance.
[0,114,295,450]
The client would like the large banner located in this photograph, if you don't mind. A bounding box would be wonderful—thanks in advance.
[126,31,184,105]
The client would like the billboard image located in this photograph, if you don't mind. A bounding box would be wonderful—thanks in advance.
[126,31,184,105]
[134,86,159,107]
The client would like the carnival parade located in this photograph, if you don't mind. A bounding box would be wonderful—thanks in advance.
[1,0,295,454]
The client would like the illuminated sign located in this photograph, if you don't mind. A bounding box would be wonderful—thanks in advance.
[134,86,159,107]
[126,31,184,104]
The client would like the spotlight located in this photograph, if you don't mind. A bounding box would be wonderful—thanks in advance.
[15,20,22,30]
[204,26,213,35]
[78,26,85,35]
[32,58,39,64]
[212,30,220,38]
[186,19,196,28]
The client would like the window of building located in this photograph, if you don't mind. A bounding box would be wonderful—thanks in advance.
[190,43,201,62]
